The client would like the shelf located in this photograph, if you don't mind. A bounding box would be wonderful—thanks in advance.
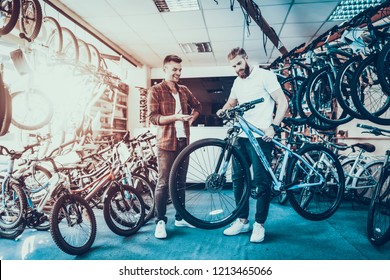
[115,103,127,109]
[97,128,128,133]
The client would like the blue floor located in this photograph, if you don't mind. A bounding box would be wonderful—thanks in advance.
[1,199,389,260]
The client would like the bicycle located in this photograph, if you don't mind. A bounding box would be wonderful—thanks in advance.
[0,142,98,255]
[169,98,345,229]
[357,123,390,246]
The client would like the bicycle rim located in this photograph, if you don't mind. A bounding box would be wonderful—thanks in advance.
[169,138,251,229]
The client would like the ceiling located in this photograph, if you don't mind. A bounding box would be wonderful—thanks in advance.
[52,0,344,69]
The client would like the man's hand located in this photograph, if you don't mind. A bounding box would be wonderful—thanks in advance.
[216,109,225,118]
[176,114,192,122]
[262,126,275,142]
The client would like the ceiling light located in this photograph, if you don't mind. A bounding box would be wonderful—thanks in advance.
[154,0,200,13]
[179,42,213,53]
[328,0,385,21]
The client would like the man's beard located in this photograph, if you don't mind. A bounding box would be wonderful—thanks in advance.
[238,64,250,78]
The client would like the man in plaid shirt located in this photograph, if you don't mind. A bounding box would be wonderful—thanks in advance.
[147,54,202,239]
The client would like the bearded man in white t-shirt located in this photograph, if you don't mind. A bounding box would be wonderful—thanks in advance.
[217,47,288,243]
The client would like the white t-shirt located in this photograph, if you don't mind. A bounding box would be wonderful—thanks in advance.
[172,92,186,138]
[229,66,281,135]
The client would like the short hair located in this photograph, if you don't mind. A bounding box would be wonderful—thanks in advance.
[227,47,247,61]
[163,54,182,66]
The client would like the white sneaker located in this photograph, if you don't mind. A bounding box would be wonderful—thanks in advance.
[223,219,250,236]
[154,220,167,239]
[250,222,265,243]
[175,219,196,228]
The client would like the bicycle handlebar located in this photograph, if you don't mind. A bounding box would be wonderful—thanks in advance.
[218,98,264,119]
[357,123,390,136]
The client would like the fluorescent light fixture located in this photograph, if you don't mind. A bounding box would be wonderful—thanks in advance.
[154,0,200,13]
[179,42,213,53]
[328,0,385,21]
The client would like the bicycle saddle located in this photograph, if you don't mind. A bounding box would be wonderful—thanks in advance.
[352,143,376,153]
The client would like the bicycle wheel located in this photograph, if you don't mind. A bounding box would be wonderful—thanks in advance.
[0,86,12,137]
[305,67,352,125]
[50,194,96,255]
[169,138,251,230]
[36,16,63,58]
[60,27,79,64]
[0,0,19,36]
[77,39,91,67]
[341,157,366,201]
[352,160,383,204]
[351,53,390,125]
[0,219,26,239]
[131,172,155,224]
[103,182,145,237]
[11,89,53,130]
[286,144,345,221]
[367,165,390,246]
[334,56,364,119]
[0,180,27,229]
[279,76,306,118]
[19,0,42,41]
[377,41,390,96]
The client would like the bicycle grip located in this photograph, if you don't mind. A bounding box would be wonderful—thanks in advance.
[356,123,374,130]
[249,98,264,106]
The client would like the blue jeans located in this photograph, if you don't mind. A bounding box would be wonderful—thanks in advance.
[232,137,273,224]
[155,139,188,223]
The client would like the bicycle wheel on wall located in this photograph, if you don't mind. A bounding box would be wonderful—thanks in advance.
[19,0,42,42]
[377,41,390,96]
[285,143,345,221]
[11,89,53,130]
[0,0,20,36]
[351,53,390,125]
[169,138,251,230]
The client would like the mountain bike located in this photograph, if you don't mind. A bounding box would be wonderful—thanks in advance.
[357,124,390,246]
[169,98,345,229]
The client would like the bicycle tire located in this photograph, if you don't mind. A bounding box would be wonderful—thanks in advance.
[351,159,383,204]
[87,43,101,70]
[19,0,42,41]
[130,171,155,224]
[0,0,20,36]
[305,67,352,125]
[285,143,345,221]
[0,180,27,229]
[40,16,63,55]
[60,27,79,64]
[103,182,145,237]
[11,90,53,130]
[50,194,96,255]
[279,76,306,118]
[334,55,365,119]
[350,53,390,125]
[0,86,12,136]
[0,219,26,239]
[169,138,251,230]
[367,165,390,246]
[377,41,390,96]
[77,38,91,66]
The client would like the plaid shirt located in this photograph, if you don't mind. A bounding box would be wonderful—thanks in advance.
[147,80,202,151]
